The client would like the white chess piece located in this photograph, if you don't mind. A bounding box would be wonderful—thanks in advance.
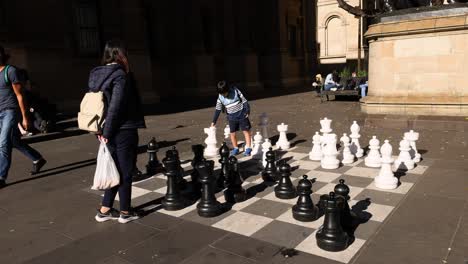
[374,140,398,189]
[404,130,421,163]
[204,126,218,157]
[320,117,333,134]
[259,113,269,139]
[393,139,415,171]
[309,132,323,161]
[224,125,231,146]
[340,133,355,164]
[321,134,340,169]
[365,136,382,167]
[251,131,263,159]
[276,123,290,150]
[350,121,364,158]
[261,138,272,168]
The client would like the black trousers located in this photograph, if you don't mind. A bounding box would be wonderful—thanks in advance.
[101,129,138,211]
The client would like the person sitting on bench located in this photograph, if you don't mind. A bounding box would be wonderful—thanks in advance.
[324,70,341,91]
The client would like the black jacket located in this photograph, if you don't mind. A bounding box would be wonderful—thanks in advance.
[88,64,146,138]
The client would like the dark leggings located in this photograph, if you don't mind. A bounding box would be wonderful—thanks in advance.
[101,129,138,211]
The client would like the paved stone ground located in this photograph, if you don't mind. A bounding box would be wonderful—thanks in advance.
[0,92,467,264]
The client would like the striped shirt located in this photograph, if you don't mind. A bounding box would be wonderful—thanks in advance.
[212,87,250,123]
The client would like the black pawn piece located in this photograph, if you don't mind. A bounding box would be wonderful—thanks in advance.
[166,146,188,190]
[146,137,162,175]
[195,159,222,217]
[161,152,186,211]
[190,144,204,193]
[292,175,319,221]
[218,142,230,189]
[274,161,296,199]
[334,179,355,229]
[262,147,277,182]
[316,192,349,252]
[224,156,247,203]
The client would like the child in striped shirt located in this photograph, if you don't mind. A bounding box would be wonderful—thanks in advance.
[211,81,252,156]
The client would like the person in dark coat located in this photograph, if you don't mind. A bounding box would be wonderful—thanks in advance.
[90,40,146,224]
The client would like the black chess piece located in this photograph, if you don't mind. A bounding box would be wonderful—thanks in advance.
[217,142,230,189]
[166,146,188,190]
[224,156,247,203]
[262,147,277,182]
[161,152,186,211]
[292,175,319,222]
[146,137,162,175]
[316,192,349,252]
[190,144,205,194]
[334,179,355,229]
[274,161,296,199]
[195,159,222,217]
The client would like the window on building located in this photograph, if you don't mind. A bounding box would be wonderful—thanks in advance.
[73,0,101,56]
[325,16,345,56]
[288,25,297,57]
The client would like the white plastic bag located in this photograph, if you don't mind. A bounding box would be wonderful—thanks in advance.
[91,142,120,190]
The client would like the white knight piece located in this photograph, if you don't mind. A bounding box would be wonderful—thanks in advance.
[276,123,290,150]
[204,126,218,157]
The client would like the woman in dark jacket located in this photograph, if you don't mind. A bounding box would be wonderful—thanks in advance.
[90,40,146,224]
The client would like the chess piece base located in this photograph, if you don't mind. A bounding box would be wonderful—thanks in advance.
[321,160,340,170]
[292,206,320,222]
[393,159,415,171]
[161,197,186,211]
[274,188,297,199]
[364,159,381,168]
[197,202,222,217]
[374,175,398,190]
[309,152,322,161]
[316,227,349,252]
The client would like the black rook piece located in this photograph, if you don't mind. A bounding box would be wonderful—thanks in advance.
[292,175,319,221]
[146,137,162,175]
[161,152,186,211]
[224,156,246,203]
[195,159,222,217]
[262,147,277,182]
[190,144,205,194]
[274,161,296,199]
[217,142,230,189]
[334,179,355,229]
[166,146,188,190]
[316,192,349,252]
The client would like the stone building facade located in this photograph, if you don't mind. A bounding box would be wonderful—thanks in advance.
[0,0,317,112]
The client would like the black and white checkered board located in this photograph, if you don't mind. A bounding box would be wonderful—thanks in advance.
[86,145,430,263]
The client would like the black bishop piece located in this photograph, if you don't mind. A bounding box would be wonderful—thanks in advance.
[195,159,222,217]
[262,147,277,182]
[217,142,230,189]
[224,156,246,203]
[146,137,162,175]
[334,179,355,229]
[161,151,186,211]
[316,192,349,252]
[274,161,296,199]
[292,175,319,221]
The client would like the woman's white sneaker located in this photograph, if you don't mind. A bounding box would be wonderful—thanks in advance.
[118,211,140,224]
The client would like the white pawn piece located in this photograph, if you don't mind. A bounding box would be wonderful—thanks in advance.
[340,133,355,164]
[309,132,323,161]
[404,130,421,163]
[364,136,382,168]
[276,123,290,150]
[259,113,269,140]
[261,139,273,168]
[203,126,218,157]
[251,131,264,159]
[224,125,231,146]
[319,117,333,134]
[374,140,398,189]
[393,139,415,171]
[321,134,340,169]
[350,121,364,158]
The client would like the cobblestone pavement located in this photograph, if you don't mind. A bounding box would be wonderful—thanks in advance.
[0,91,466,264]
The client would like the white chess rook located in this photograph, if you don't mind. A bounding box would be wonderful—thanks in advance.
[350,121,364,158]
[261,139,272,168]
[374,140,398,189]
[393,139,415,171]
[321,134,340,169]
[251,131,263,159]
[340,133,355,164]
[404,130,421,163]
[276,123,290,150]
[309,132,323,161]
[204,127,218,157]
[364,136,382,168]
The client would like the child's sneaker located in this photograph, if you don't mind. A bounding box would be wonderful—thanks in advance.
[95,208,120,222]
[231,148,240,156]
[244,148,252,156]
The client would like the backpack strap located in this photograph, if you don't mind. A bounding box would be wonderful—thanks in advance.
[3,65,10,85]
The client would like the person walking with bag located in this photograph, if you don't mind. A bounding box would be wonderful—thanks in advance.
[89,40,146,224]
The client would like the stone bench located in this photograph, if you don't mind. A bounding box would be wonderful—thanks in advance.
[320,89,360,103]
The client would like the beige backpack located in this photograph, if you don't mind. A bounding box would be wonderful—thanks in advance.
[77,91,105,133]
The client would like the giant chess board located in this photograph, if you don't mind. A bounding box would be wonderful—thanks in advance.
[85,145,431,263]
